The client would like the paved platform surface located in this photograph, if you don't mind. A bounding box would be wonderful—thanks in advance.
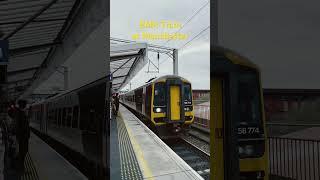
[0,127,87,180]
[117,104,204,180]
[0,128,5,180]
[29,133,87,180]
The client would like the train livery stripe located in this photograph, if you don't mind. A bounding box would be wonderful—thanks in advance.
[119,113,154,179]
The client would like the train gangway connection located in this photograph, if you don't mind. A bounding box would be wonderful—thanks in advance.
[110,104,204,180]
[0,126,87,180]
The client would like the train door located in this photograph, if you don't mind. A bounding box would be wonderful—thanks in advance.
[170,85,181,120]
[145,85,152,118]
[135,88,143,113]
[211,77,224,180]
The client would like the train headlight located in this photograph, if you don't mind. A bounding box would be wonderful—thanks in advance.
[239,146,244,155]
[153,107,165,113]
[244,145,254,155]
[239,145,254,156]
[184,106,193,111]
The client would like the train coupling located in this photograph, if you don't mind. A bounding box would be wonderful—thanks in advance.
[173,124,182,133]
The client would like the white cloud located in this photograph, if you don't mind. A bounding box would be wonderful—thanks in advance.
[112,0,210,90]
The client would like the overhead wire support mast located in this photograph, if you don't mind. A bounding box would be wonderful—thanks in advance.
[110,37,178,76]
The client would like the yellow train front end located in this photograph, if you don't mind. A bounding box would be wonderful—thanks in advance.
[149,76,194,134]
[212,47,268,180]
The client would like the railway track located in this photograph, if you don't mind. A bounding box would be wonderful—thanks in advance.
[164,138,210,180]
[189,124,210,143]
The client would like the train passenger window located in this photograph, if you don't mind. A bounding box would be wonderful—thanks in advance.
[58,109,62,127]
[67,107,72,127]
[184,83,192,105]
[55,109,57,126]
[238,69,262,125]
[62,108,66,127]
[54,109,56,125]
[154,82,166,106]
[72,106,79,128]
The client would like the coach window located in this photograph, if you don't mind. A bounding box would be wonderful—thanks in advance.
[47,110,51,125]
[62,108,67,127]
[55,109,58,126]
[58,109,62,127]
[56,109,59,126]
[72,106,79,128]
[67,107,72,127]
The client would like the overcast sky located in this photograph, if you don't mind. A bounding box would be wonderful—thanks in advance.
[218,0,320,89]
[111,0,210,90]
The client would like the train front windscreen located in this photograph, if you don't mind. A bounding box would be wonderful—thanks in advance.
[153,81,193,113]
[237,68,265,158]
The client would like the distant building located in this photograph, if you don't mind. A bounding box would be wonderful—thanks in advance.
[263,89,320,122]
[192,89,210,101]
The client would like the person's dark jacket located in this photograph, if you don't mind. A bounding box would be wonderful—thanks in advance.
[114,96,119,110]
[15,109,30,142]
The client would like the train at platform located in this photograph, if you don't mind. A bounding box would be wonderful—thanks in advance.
[120,75,194,136]
[29,77,108,179]
[212,46,269,180]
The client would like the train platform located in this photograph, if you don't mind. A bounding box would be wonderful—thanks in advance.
[0,128,87,180]
[110,104,203,180]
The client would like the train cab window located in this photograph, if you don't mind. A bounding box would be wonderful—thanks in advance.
[184,83,192,105]
[67,107,72,127]
[72,106,79,128]
[154,82,166,106]
[238,69,262,126]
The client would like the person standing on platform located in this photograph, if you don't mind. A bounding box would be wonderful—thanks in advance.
[114,93,120,116]
[15,99,30,174]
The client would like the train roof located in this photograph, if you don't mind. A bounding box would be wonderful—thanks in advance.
[31,76,107,105]
[151,75,191,83]
[121,75,191,94]
[214,46,259,70]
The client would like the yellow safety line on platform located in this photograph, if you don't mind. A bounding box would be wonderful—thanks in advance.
[119,113,154,180]
[29,148,48,180]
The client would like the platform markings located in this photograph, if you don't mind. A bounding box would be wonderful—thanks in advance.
[19,153,40,180]
[119,113,154,180]
[117,115,143,180]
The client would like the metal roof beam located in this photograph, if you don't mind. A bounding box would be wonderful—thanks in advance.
[9,41,61,56]
[8,67,38,76]
[21,0,108,98]
[110,43,147,54]
[0,18,67,26]
[7,78,33,84]
[3,0,59,40]
[111,53,142,62]
[113,75,127,79]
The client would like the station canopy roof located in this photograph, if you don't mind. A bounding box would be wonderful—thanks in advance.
[0,0,83,99]
[110,42,148,92]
